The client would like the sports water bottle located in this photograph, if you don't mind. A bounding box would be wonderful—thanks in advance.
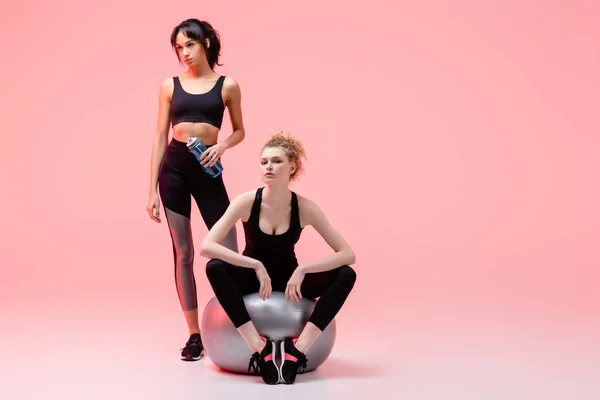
[186,137,224,178]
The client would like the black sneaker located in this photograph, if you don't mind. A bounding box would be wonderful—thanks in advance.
[280,337,308,384]
[181,333,204,361]
[248,339,279,385]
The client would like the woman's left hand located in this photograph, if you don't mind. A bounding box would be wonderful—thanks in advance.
[285,268,306,304]
[200,143,227,167]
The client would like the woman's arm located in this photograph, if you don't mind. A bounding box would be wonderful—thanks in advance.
[199,191,260,269]
[149,78,173,194]
[297,197,357,274]
[202,77,245,167]
[220,77,245,149]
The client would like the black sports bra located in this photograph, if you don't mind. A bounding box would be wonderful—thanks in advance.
[242,188,303,268]
[170,76,226,129]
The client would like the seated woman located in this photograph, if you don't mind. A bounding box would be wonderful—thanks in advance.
[200,132,357,385]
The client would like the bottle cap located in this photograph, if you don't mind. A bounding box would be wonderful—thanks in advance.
[186,137,197,148]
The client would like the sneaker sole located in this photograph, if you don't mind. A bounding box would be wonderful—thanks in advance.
[279,340,293,384]
[264,340,279,385]
[181,350,205,361]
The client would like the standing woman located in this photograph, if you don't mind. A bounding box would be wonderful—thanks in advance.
[146,18,245,361]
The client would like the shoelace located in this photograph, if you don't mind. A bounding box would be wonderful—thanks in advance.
[283,346,308,374]
[181,337,202,351]
[297,355,308,374]
[248,352,261,375]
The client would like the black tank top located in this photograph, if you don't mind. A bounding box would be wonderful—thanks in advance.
[170,76,226,129]
[242,188,303,273]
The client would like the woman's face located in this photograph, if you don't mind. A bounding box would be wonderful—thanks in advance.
[174,32,206,66]
[260,147,296,184]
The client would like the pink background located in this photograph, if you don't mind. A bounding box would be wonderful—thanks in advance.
[1,0,599,397]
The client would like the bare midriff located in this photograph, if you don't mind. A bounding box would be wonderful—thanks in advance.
[172,122,219,145]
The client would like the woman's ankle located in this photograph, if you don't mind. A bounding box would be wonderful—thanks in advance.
[293,339,307,354]
[253,337,267,353]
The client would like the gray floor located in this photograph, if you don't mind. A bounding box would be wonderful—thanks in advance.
[2,306,599,400]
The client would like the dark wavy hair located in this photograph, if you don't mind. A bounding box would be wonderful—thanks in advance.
[170,19,222,70]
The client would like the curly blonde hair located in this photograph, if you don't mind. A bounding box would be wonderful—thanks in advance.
[261,131,307,181]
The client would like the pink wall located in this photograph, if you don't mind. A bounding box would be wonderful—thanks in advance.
[1,0,598,346]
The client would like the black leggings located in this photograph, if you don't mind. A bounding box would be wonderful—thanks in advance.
[206,259,357,331]
[158,138,237,311]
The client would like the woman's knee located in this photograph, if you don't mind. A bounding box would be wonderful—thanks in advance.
[174,242,194,265]
[338,265,357,287]
[206,259,229,281]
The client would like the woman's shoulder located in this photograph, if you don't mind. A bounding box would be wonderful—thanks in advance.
[232,189,261,222]
[221,76,240,91]
[232,188,260,205]
[295,193,320,213]
[160,76,176,88]
[158,77,176,99]
[295,193,327,228]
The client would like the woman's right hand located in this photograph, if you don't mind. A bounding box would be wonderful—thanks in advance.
[147,192,161,223]
[254,262,272,300]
